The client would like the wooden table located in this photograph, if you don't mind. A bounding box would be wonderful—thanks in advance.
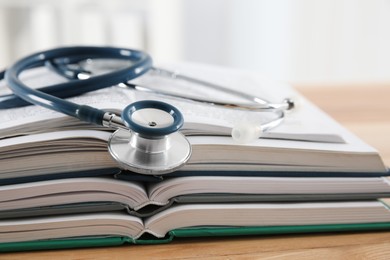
[1,85,390,259]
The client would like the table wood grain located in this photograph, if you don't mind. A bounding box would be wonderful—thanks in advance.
[1,85,390,259]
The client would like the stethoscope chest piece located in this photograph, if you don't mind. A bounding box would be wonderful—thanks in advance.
[108,100,192,175]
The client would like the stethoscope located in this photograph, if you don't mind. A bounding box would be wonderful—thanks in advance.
[0,46,294,175]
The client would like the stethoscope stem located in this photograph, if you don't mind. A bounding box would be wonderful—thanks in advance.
[125,80,293,113]
[147,67,294,112]
[102,112,127,130]
[150,67,266,105]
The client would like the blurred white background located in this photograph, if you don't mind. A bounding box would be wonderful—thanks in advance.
[1,0,390,85]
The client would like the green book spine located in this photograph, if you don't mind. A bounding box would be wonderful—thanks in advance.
[170,222,390,237]
[2,222,390,252]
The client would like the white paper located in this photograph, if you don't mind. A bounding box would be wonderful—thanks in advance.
[0,64,349,143]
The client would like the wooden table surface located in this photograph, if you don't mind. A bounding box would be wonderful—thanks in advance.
[1,85,390,259]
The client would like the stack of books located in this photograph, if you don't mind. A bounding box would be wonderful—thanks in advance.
[0,63,389,252]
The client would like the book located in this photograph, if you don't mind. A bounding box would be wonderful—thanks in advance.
[0,62,390,252]
[1,200,390,245]
[2,176,390,218]
[0,63,387,182]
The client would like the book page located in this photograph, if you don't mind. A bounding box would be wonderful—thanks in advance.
[0,177,149,210]
[0,64,345,143]
[0,130,118,179]
[0,130,110,147]
[145,201,390,238]
[147,176,390,204]
[132,63,345,143]
[0,213,143,243]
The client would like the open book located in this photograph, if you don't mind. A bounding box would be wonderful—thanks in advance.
[2,176,390,218]
[2,200,390,244]
[1,63,390,253]
[0,63,387,181]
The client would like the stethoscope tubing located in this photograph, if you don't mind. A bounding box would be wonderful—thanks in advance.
[3,46,152,125]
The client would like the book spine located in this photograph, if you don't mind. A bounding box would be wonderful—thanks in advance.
[169,222,390,238]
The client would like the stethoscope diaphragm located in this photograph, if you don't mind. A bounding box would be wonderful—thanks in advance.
[108,100,192,175]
